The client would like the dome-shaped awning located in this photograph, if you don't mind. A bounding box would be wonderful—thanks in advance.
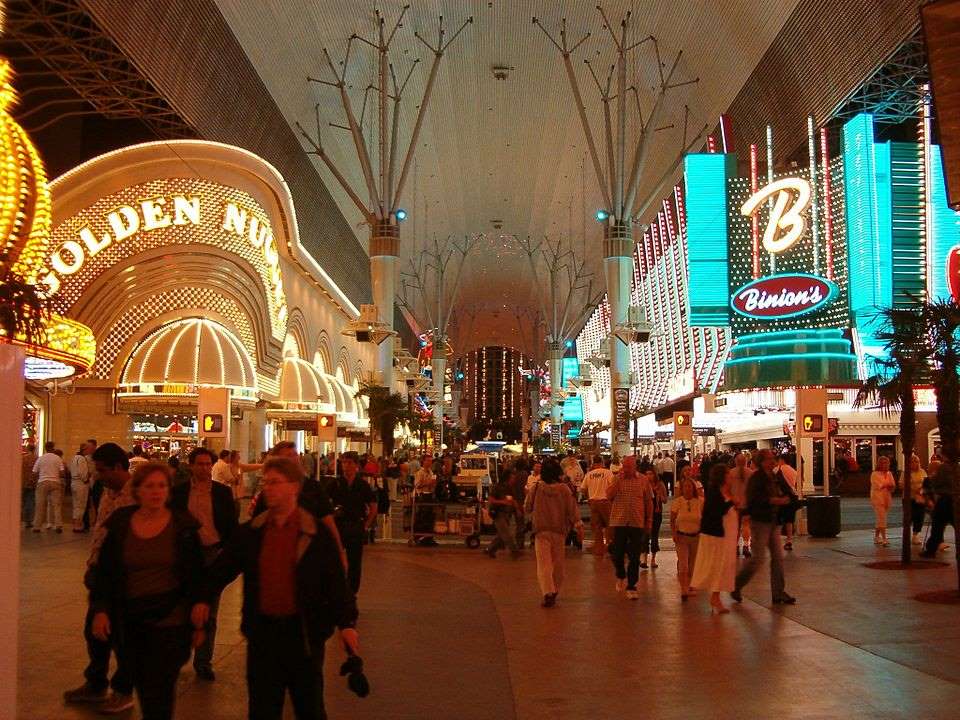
[121,318,256,390]
[278,357,331,407]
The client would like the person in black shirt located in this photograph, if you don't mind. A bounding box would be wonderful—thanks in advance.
[328,451,377,593]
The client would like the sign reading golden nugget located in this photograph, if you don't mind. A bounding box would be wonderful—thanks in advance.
[43,178,287,339]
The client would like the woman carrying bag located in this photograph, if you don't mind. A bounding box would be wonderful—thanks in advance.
[525,458,582,608]
[89,462,204,720]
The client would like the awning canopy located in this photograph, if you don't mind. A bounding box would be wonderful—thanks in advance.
[121,318,256,391]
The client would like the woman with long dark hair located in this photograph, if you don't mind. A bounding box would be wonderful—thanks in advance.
[89,461,203,720]
[691,464,738,614]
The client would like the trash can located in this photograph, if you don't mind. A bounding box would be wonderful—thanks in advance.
[805,495,841,538]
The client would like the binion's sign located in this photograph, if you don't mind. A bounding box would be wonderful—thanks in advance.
[730,273,837,320]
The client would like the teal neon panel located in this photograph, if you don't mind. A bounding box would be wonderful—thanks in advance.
[560,357,583,423]
[931,145,960,301]
[684,153,733,325]
[843,114,892,361]
[890,142,925,307]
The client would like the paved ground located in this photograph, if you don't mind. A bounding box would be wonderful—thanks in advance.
[18,510,960,720]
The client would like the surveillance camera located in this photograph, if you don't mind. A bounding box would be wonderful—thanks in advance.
[581,379,592,387]
[633,330,650,343]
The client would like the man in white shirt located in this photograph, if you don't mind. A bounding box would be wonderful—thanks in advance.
[32,440,65,532]
[659,452,676,495]
[212,449,234,485]
[581,457,614,557]
[127,444,149,471]
[69,441,93,532]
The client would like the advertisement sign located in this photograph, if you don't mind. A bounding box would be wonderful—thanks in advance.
[730,273,838,320]
[613,388,630,445]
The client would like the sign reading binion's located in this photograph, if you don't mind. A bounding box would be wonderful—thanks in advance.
[730,273,837,320]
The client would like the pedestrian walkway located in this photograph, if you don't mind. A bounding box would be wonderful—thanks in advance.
[18,527,960,719]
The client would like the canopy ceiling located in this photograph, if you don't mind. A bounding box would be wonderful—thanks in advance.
[214,0,802,357]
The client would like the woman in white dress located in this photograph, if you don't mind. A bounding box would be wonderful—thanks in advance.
[691,464,738,614]
[870,455,897,547]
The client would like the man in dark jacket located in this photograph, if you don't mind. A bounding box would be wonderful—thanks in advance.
[328,451,377,594]
[921,450,957,558]
[731,449,796,606]
[192,456,359,720]
[250,441,347,569]
[170,447,238,680]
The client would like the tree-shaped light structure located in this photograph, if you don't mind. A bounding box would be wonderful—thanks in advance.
[534,7,705,453]
[516,235,604,444]
[296,6,472,390]
[398,233,482,446]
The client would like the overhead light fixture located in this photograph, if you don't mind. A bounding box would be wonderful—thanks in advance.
[595,209,610,222]
[395,208,407,222]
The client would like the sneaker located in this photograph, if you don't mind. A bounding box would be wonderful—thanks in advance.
[63,683,108,704]
[773,592,797,605]
[615,579,626,592]
[625,589,639,600]
[98,692,134,714]
[195,665,216,681]
[730,589,743,603]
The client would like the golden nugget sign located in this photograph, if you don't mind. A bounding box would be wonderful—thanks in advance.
[43,178,288,339]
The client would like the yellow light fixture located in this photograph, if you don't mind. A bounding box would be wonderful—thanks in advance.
[0,58,96,379]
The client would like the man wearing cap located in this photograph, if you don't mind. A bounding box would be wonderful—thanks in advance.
[328,451,377,593]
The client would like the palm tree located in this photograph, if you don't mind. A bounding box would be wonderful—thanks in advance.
[355,382,410,458]
[923,298,960,589]
[854,305,929,564]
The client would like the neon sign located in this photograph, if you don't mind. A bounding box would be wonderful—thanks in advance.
[740,177,811,254]
[730,273,837,320]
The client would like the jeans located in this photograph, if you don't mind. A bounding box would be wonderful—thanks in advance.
[644,512,662,555]
[247,616,326,720]
[33,479,62,528]
[911,501,926,534]
[124,621,191,720]
[610,526,646,590]
[338,523,365,594]
[534,531,565,595]
[83,605,133,695]
[193,545,222,671]
[924,496,954,556]
[487,513,518,555]
[734,520,786,600]
[21,487,35,525]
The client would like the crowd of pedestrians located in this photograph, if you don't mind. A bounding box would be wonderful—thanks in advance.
[23,434,958,717]
[37,438,369,720]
